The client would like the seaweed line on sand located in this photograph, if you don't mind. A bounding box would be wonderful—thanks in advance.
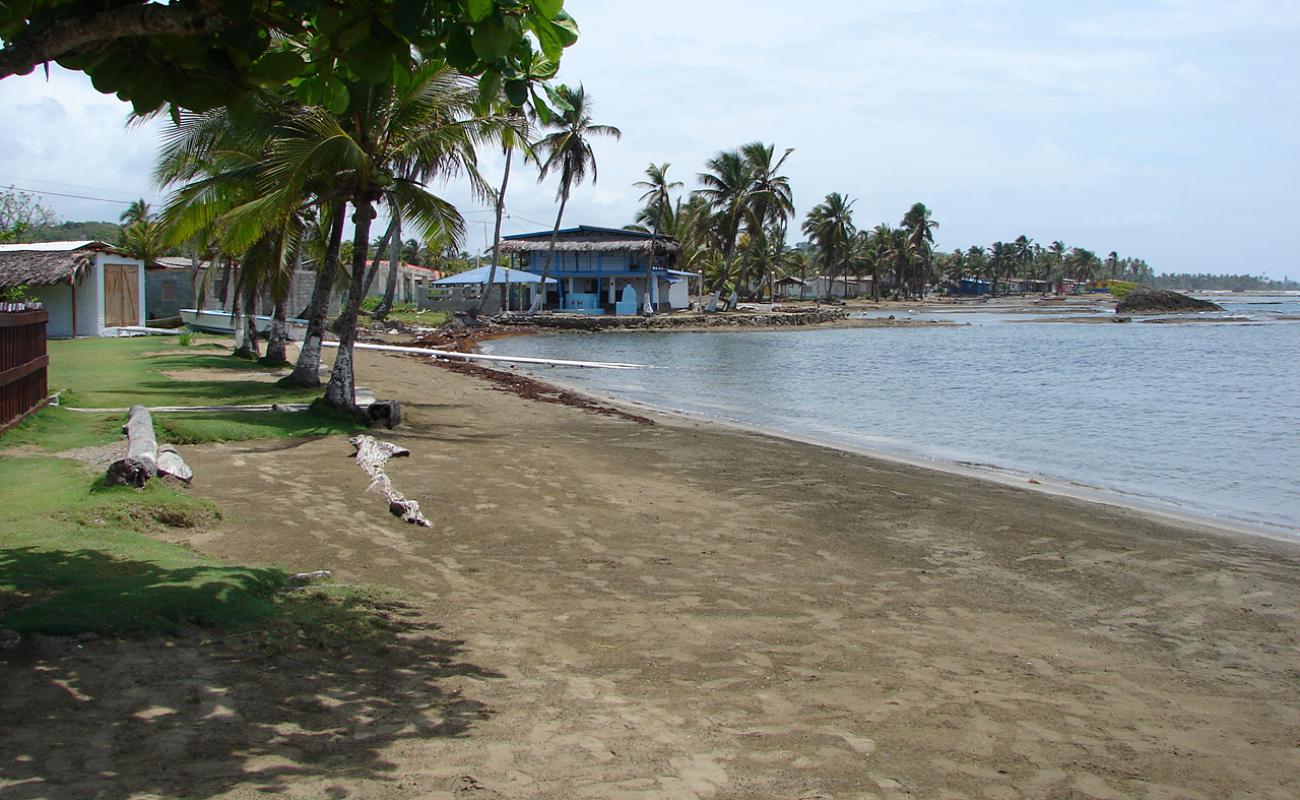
[428,358,654,426]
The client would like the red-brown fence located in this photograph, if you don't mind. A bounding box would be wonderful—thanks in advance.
[0,309,50,433]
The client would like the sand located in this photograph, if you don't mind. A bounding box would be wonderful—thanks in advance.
[3,348,1298,799]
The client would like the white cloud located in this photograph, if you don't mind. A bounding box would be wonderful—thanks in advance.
[0,2,1294,276]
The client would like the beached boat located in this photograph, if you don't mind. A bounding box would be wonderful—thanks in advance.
[179,308,309,340]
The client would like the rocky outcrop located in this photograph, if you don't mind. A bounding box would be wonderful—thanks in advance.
[1115,288,1223,314]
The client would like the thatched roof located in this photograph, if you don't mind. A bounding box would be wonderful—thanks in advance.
[499,225,681,256]
[497,238,680,255]
[0,250,94,289]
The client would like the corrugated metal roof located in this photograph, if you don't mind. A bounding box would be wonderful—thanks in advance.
[0,240,125,254]
[433,266,556,285]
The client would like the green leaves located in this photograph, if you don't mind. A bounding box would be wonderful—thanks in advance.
[248,50,306,85]
[296,75,350,114]
[462,0,494,22]
[0,0,581,114]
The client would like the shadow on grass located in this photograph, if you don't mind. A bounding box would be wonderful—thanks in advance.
[141,352,292,372]
[155,409,361,445]
[0,547,284,635]
[0,548,501,799]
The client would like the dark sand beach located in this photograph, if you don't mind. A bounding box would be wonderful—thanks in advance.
[3,348,1298,799]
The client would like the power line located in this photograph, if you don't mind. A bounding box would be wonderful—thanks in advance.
[3,185,141,206]
[0,173,163,202]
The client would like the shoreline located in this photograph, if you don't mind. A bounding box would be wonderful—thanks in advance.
[474,347,1300,544]
[26,345,1294,799]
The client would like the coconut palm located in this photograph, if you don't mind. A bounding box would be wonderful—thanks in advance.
[987,241,1015,296]
[737,142,794,297]
[120,198,151,226]
[900,203,938,299]
[215,63,504,407]
[694,148,752,300]
[802,193,855,301]
[531,84,621,312]
[633,162,683,312]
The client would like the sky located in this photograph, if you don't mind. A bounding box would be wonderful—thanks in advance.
[1,0,1298,279]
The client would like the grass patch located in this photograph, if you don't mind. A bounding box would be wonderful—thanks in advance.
[0,456,393,641]
[368,308,449,327]
[0,456,281,635]
[156,408,360,444]
[0,406,123,452]
[47,336,322,409]
[0,335,363,452]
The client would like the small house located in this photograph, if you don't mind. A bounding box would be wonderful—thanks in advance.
[497,226,699,314]
[422,265,555,314]
[0,241,145,337]
[773,276,809,300]
[806,274,873,299]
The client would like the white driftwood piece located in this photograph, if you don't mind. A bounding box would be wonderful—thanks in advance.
[157,444,193,483]
[105,405,193,486]
[105,404,159,486]
[349,435,431,527]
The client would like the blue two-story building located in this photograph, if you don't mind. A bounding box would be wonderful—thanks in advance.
[498,226,698,314]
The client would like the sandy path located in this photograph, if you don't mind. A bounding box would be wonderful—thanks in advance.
[5,349,1298,799]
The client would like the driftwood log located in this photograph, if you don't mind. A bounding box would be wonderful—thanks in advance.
[349,435,431,527]
[105,405,192,487]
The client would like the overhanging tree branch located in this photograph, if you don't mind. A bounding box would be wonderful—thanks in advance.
[0,1,231,80]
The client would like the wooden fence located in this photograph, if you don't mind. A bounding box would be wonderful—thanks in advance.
[0,309,50,433]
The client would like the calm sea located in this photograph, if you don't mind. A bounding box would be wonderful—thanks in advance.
[482,295,1300,537]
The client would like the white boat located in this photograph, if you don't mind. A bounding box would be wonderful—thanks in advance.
[179,308,309,340]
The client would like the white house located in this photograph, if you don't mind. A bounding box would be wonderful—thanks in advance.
[0,241,145,337]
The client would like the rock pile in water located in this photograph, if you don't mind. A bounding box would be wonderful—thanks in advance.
[1115,288,1223,314]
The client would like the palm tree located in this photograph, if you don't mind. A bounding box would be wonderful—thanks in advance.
[802,193,855,301]
[737,142,794,298]
[987,241,1014,296]
[153,90,353,372]
[900,203,938,299]
[531,84,621,312]
[633,162,683,313]
[694,148,752,302]
[120,198,151,226]
[1048,240,1066,286]
[1012,235,1034,285]
[244,63,500,408]
[475,103,533,317]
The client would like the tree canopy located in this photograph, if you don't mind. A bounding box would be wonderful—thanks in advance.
[0,0,578,114]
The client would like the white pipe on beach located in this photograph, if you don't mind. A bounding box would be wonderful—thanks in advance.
[322,340,648,370]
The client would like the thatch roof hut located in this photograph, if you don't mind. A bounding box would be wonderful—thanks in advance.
[0,241,143,337]
[498,225,680,256]
[0,241,125,289]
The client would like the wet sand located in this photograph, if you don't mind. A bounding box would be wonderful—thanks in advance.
[4,348,1299,799]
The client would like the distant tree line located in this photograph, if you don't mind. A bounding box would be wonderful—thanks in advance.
[1149,273,1298,292]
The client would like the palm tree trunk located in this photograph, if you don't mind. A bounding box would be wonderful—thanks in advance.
[264,299,289,365]
[284,202,347,387]
[375,205,402,318]
[324,199,378,410]
[362,217,397,299]
[479,146,514,317]
[235,274,261,359]
[532,187,570,314]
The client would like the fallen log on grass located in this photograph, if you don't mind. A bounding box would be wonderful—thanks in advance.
[349,435,431,527]
[105,405,192,487]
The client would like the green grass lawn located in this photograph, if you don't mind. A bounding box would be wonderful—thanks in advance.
[0,456,393,640]
[0,338,385,641]
[367,309,449,327]
[0,335,360,452]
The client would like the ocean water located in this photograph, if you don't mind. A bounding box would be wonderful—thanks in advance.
[482,296,1300,536]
